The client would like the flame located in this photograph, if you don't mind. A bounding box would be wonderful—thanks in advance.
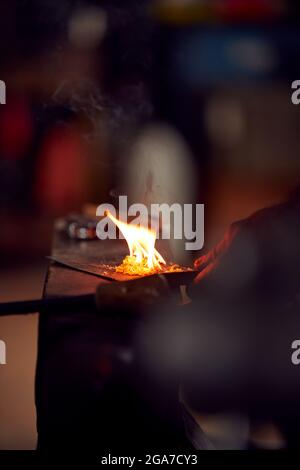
[105,210,166,275]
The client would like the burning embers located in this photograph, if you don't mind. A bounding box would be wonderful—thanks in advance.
[105,210,165,275]
[105,210,187,276]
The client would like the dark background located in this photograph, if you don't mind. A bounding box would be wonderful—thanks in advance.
[1,0,300,449]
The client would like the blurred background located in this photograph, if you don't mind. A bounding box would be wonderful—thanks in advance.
[1,0,300,449]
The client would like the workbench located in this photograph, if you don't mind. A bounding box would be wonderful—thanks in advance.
[35,229,191,453]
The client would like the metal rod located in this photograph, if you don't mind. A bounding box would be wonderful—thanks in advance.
[0,294,96,316]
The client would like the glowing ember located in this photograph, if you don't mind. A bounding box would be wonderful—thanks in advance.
[105,210,166,275]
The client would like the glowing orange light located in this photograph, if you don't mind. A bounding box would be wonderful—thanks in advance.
[105,210,166,275]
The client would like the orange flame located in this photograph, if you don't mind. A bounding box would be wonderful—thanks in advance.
[105,210,166,275]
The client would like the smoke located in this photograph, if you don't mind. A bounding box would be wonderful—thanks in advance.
[51,78,154,145]
[48,0,156,143]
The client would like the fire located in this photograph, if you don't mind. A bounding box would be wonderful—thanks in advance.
[105,210,166,275]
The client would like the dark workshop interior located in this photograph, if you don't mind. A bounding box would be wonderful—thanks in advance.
[1,0,300,456]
